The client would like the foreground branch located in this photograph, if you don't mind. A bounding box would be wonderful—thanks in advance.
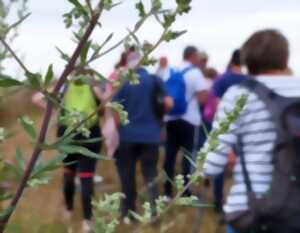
[0,1,104,231]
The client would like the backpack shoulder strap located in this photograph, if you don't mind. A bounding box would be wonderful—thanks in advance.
[181,66,194,75]
[240,77,281,118]
[236,138,253,193]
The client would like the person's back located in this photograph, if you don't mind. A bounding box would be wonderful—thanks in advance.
[207,75,300,213]
[164,46,209,197]
[115,67,163,144]
[203,29,300,233]
[112,50,172,218]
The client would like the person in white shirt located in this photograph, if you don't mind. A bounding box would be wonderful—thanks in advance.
[203,29,300,233]
[164,46,209,197]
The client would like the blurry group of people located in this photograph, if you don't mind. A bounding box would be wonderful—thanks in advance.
[33,28,300,233]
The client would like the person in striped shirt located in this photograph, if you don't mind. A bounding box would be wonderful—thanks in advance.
[203,29,300,233]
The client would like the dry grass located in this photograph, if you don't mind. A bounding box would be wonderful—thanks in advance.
[0,95,226,233]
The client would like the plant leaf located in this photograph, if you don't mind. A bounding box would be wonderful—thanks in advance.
[135,1,146,18]
[44,64,54,87]
[18,116,36,139]
[68,0,88,16]
[31,154,67,179]
[15,148,25,172]
[25,72,42,90]
[80,40,92,65]
[0,194,13,202]
[0,206,15,218]
[56,47,70,62]
[58,145,109,160]
[0,74,23,87]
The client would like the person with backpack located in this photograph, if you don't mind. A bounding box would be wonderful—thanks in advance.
[207,49,245,213]
[164,46,209,197]
[203,29,300,233]
[112,50,173,219]
[32,66,103,233]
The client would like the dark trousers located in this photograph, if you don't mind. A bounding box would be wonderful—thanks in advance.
[164,119,197,197]
[214,173,224,211]
[58,125,101,220]
[200,120,225,211]
[115,142,159,217]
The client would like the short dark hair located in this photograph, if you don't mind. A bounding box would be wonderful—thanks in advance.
[241,29,289,75]
[183,46,198,60]
[230,49,241,66]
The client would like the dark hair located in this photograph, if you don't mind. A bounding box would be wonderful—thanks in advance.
[183,46,198,60]
[115,52,128,69]
[230,49,241,66]
[241,29,289,75]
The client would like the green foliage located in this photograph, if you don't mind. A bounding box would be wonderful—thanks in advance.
[175,174,185,192]
[176,0,192,15]
[163,30,187,42]
[25,72,42,90]
[57,144,108,160]
[0,0,196,232]
[135,1,146,18]
[0,206,14,219]
[0,74,23,87]
[0,128,4,141]
[17,116,36,139]
[93,193,125,233]
[0,0,29,71]
[44,64,54,87]
[0,193,12,202]
[130,202,152,223]
[106,102,129,125]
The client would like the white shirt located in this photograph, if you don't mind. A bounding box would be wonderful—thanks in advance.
[166,61,208,126]
[203,75,300,214]
[156,66,172,82]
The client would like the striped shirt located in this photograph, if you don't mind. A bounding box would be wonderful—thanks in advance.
[203,75,300,214]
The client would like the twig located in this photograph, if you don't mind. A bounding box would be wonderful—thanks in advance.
[0,37,30,74]
[87,13,151,64]
[85,0,93,15]
[133,179,195,233]
[0,1,105,231]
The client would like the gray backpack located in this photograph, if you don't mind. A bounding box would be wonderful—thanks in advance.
[226,78,300,233]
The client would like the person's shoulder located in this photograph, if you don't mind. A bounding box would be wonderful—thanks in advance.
[222,83,251,102]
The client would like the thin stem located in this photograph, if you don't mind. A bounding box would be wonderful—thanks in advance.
[133,179,195,233]
[0,1,104,231]
[87,13,151,64]
[0,37,30,74]
[85,0,93,15]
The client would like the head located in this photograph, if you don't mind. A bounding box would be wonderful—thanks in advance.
[198,51,209,71]
[115,52,128,69]
[183,46,199,66]
[241,29,289,75]
[227,49,242,74]
[159,56,168,68]
[127,50,141,69]
[72,66,93,84]
[204,67,219,81]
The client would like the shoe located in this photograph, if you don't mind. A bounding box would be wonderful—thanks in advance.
[63,209,72,222]
[62,209,73,233]
[214,201,223,213]
[81,220,93,233]
[94,175,103,184]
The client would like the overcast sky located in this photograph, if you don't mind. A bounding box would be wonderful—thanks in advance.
[3,0,300,78]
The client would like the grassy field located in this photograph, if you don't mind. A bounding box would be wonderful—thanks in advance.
[0,89,226,233]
